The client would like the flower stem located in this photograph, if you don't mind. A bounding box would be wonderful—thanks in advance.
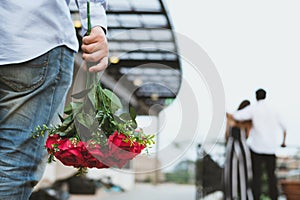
[87,0,91,36]
[85,0,97,88]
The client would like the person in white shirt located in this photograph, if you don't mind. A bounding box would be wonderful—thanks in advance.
[231,88,287,200]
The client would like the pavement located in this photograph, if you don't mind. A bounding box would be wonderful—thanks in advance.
[69,183,288,200]
[70,183,196,200]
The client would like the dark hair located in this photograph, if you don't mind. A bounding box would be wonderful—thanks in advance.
[237,100,250,110]
[256,88,266,100]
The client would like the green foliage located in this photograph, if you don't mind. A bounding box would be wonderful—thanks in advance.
[260,194,271,200]
[165,160,195,184]
[165,171,191,184]
[32,81,155,149]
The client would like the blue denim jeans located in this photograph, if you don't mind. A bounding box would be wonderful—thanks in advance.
[0,46,74,199]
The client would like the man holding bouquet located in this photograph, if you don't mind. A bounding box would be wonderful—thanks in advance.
[0,0,108,199]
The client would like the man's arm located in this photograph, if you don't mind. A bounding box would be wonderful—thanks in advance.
[276,112,287,148]
[281,130,287,147]
[232,106,253,121]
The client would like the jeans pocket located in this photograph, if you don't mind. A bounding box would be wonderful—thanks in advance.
[0,52,49,92]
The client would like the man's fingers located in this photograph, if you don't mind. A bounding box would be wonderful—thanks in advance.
[82,35,93,45]
[81,42,101,54]
[82,49,107,63]
[82,27,106,44]
[88,57,108,72]
[82,34,104,45]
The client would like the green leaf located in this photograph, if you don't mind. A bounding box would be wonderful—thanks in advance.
[57,116,74,132]
[102,89,122,113]
[31,124,50,138]
[76,112,94,128]
[87,86,96,110]
[119,113,132,121]
[64,102,83,115]
[64,103,73,115]
[129,107,137,121]
[130,120,138,129]
[76,167,88,176]
[71,102,84,114]
[58,114,64,123]
[96,110,105,119]
[114,114,129,127]
[48,154,55,163]
[71,88,92,99]
[61,123,75,137]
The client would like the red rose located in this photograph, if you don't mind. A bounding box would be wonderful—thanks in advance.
[55,147,85,167]
[46,131,146,169]
[131,142,145,154]
[83,151,109,169]
[108,131,133,150]
[54,139,88,167]
[45,134,60,151]
[106,131,146,168]
[86,145,105,159]
[108,132,132,155]
[108,131,128,153]
[84,143,108,168]
[95,162,109,169]
[71,141,108,169]
[57,138,74,151]
[76,141,87,151]
[83,152,98,168]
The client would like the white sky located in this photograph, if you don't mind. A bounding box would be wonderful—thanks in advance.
[161,0,300,151]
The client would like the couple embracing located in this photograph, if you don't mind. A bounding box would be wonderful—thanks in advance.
[225,88,287,200]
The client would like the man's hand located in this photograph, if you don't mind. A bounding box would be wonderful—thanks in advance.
[226,113,236,127]
[81,26,108,72]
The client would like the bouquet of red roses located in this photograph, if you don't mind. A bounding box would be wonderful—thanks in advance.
[32,0,154,174]
[32,78,155,174]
